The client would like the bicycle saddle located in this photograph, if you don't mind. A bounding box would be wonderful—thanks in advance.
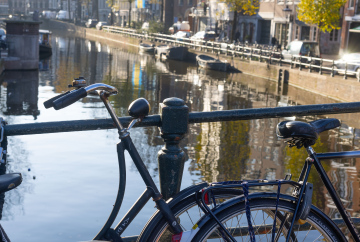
[0,173,22,193]
[276,118,340,148]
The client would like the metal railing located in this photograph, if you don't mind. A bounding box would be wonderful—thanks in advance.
[101,26,360,81]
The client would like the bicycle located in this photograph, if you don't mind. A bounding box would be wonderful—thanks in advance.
[39,79,244,242]
[189,118,360,241]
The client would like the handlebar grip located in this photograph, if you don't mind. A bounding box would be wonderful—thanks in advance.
[53,88,88,110]
[43,91,71,109]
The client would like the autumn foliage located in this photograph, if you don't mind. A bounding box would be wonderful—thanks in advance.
[220,0,259,16]
[297,0,347,33]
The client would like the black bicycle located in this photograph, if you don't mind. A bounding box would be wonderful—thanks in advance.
[41,80,245,242]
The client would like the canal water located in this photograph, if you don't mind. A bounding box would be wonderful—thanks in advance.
[0,34,359,241]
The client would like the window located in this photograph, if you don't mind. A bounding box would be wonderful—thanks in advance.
[179,0,184,6]
[295,26,299,39]
[312,27,317,41]
[330,29,339,41]
[188,0,193,5]
[301,26,310,40]
[349,0,355,8]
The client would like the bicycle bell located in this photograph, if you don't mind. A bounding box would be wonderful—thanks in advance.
[128,98,150,119]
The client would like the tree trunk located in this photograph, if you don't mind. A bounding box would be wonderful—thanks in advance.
[160,0,164,22]
[129,0,132,27]
[231,11,238,41]
[93,0,99,20]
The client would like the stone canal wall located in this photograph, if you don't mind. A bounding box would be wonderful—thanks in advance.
[42,20,360,103]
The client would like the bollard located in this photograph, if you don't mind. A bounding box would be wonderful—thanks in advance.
[158,98,189,200]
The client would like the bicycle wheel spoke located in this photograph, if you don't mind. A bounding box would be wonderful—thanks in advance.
[186,210,194,225]
[312,234,322,242]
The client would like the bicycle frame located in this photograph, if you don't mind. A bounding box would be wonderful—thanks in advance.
[311,148,360,242]
[92,91,183,240]
[194,146,360,242]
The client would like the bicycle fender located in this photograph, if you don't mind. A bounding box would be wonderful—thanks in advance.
[137,182,208,242]
[295,182,313,221]
[191,192,346,242]
[194,192,296,228]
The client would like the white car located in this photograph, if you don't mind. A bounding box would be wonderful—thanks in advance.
[96,21,108,30]
[190,31,217,45]
[334,53,360,79]
[171,31,191,41]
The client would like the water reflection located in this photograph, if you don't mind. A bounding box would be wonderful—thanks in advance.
[0,33,360,240]
[0,71,40,119]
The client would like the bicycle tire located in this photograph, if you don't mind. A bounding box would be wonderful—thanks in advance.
[192,198,346,242]
[139,188,243,242]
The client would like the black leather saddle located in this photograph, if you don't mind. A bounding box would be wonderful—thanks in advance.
[276,118,341,148]
[0,173,22,193]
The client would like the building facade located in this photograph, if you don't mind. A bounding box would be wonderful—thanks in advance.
[340,0,360,54]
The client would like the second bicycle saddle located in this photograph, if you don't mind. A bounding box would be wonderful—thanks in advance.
[276,118,340,148]
[0,173,22,193]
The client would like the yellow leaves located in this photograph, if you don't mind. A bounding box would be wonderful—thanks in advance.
[220,0,259,16]
[297,0,347,33]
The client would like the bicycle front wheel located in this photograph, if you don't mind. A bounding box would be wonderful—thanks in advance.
[192,198,345,242]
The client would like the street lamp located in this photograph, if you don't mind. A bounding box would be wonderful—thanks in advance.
[282,3,292,47]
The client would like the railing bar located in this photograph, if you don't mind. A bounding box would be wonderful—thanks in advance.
[4,116,161,136]
[188,102,360,123]
[4,102,360,136]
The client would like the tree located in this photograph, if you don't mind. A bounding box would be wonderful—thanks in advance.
[219,0,259,41]
[128,0,135,27]
[83,0,91,19]
[297,0,347,41]
[111,0,135,26]
[106,0,118,25]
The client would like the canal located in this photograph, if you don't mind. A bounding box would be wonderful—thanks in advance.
[0,33,359,241]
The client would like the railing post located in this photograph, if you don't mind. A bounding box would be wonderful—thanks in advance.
[158,98,189,200]
[309,57,312,73]
[259,50,261,62]
[0,119,6,176]
[319,59,323,75]
[331,60,335,77]
[344,62,348,79]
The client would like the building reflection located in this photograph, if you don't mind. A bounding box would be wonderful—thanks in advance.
[46,35,360,219]
[0,71,40,120]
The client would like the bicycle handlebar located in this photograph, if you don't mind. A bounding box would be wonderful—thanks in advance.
[44,91,71,109]
[46,83,118,110]
[53,88,88,110]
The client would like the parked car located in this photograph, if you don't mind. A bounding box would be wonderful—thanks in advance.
[282,40,321,65]
[85,19,98,28]
[56,10,69,20]
[190,31,217,44]
[96,21,108,30]
[172,31,191,41]
[334,53,360,79]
